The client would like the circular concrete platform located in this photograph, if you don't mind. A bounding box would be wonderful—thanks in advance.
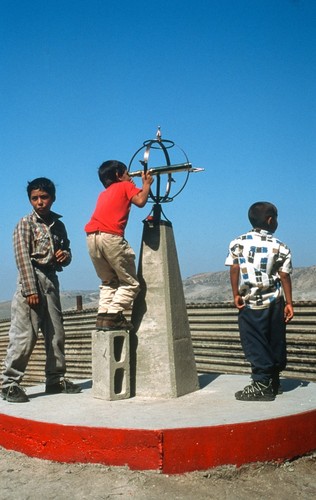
[0,374,315,474]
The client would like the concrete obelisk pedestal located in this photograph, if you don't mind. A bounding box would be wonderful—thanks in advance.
[131,220,199,398]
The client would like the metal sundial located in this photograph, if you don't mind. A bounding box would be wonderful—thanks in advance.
[128,127,204,222]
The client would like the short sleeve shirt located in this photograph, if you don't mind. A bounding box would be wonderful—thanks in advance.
[85,181,141,237]
[225,229,292,309]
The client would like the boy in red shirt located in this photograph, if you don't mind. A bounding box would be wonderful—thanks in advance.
[85,160,153,330]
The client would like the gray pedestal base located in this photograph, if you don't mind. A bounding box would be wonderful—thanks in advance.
[131,220,199,398]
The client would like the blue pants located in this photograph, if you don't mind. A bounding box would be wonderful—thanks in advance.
[238,299,287,382]
[2,269,66,387]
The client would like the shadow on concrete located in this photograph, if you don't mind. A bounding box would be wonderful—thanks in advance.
[28,379,92,399]
[197,373,311,393]
[78,380,92,390]
[28,390,46,400]
[281,378,310,392]
[198,372,222,389]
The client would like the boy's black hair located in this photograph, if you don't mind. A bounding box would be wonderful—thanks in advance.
[98,160,127,188]
[248,201,278,230]
[27,177,56,201]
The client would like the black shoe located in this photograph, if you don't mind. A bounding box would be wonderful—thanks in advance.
[2,383,29,403]
[235,380,275,401]
[96,312,133,331]
[45,379,82,394]
[272,374,283,395]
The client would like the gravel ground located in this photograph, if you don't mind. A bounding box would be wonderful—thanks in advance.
[0,447,315,499]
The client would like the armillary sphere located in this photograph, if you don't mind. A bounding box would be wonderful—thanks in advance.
[128,127,203,222]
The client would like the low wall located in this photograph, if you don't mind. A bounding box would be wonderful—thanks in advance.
[0,302,315,386]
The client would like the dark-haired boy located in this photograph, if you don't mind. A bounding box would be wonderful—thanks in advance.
[85,160,153,330]
[2,178,81,403]
[225,202,294,401]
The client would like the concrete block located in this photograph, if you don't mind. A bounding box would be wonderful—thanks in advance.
[91,329,130,401]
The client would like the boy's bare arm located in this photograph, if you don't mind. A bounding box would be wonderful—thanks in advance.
[279,271,294,322]
[131,172,154,207]
[230,264,245,310]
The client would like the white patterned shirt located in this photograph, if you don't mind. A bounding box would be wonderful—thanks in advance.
[225,229,292,309]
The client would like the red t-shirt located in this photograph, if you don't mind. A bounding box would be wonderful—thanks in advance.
[85,181,141,237]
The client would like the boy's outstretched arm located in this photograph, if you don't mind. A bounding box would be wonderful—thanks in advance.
[229,264,245,310]
[279,271,294,322]
[131,172,154,207]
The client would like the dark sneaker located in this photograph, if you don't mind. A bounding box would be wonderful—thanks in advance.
[45,379,82,394]
[235,380,275,401]
[2,383,29,403]
[272,374,283,396]
[96,312,133,331]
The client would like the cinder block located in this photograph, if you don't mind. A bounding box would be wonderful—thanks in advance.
[91,329,130,400]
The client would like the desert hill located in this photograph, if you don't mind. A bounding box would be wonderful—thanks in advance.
[183,266,316,303]
[0,266,315,320]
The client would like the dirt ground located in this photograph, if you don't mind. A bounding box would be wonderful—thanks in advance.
[0,447,315,500]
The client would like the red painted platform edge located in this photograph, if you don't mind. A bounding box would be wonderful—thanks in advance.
[162,409,316,474]
[0,414,163,471]
[0,410,315,474]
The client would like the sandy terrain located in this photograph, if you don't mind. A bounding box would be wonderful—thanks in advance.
[0,447,315,499]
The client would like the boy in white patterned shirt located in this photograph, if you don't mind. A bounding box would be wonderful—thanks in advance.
[225,202,294,401]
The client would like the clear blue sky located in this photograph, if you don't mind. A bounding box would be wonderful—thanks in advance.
[1,0,315,301]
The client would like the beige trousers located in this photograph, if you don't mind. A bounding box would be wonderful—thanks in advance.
[86,233,140,314]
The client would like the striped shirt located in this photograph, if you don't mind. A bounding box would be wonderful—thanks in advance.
[13,210,71,296]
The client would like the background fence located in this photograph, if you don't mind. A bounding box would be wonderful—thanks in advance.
[0,302,315,386]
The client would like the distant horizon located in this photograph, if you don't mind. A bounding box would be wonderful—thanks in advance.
[1,1,315,302]
[0,264,315,305]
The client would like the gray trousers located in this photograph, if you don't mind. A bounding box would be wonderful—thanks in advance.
[2,269,66,387]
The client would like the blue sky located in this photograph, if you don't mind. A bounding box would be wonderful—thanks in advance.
[1,0,315,301]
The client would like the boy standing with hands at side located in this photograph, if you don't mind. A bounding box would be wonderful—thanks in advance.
[225,202,294,401]
[2,177,81,403]
[85,160,153,330]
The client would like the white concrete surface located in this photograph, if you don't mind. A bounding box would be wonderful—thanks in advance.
[0,374,315,429]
